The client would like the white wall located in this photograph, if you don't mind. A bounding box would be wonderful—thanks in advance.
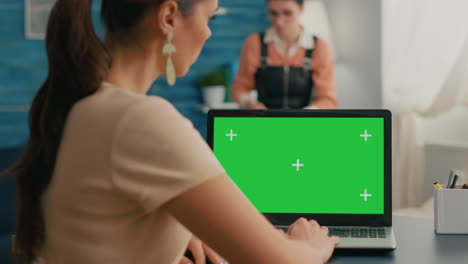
[323,0,382,109]
[423,106,468,146]
[422,105,468,201]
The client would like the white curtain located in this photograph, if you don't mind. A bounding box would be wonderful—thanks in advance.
[300,0,335,55]
[383,0,468,208]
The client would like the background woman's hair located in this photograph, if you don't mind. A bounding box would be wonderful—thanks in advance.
[267,0,304,5]
[4,0,196,262]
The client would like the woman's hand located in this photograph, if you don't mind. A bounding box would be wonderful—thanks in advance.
[180,235,228,264]
[287,218,340,263]
[245,101,267,109]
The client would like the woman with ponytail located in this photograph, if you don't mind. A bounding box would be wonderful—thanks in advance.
[6,0,339,263]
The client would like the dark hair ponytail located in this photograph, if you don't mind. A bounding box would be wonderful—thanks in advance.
[8,0,110,261]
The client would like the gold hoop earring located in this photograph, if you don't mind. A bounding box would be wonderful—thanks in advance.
[162,32,177,86]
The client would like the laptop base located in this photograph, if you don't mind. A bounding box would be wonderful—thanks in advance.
[333,248,396,255]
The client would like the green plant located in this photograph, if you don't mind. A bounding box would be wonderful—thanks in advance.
[196,69,227,88]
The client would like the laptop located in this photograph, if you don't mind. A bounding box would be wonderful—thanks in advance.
[207,109,397,253]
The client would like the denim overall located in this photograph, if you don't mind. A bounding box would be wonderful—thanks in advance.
[254,32,317,109]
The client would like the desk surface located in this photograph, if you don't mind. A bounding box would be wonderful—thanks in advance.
[329,216,468,263]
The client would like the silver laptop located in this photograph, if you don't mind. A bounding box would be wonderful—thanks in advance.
[207,109,397,252]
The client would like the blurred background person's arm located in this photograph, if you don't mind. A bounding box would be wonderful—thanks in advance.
[231,34,266,109]
[305,38,337,109]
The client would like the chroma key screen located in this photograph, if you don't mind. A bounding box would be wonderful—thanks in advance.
[212,117,384,214]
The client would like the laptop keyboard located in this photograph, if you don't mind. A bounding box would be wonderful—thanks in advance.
[329,228,387,238]
[277,227,387,238]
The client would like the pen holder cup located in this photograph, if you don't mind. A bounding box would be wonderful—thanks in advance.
[434,188,468,234]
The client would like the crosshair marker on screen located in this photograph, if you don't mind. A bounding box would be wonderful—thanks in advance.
[292,159,304,171]
[360,189,372,201]
[360,129,372,142]
[226,129,238,141]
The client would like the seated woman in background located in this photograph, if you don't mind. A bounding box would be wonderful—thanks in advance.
[5,0,339,263]
[231,0,337,110]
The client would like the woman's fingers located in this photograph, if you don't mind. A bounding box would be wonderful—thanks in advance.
[202,242,228,264]
[320,226,329,234]
[277,228,288,238]
[287,218,298,235]
[289,218,337,242]
[187,236,206,264]
[289,217,312,237]
[179,256,193,264]
[330,235,341,246]
[187,235,228,264]
[286,218,340,263]
[309,219,319,228]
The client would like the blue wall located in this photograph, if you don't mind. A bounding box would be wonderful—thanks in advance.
[0,0,270,148]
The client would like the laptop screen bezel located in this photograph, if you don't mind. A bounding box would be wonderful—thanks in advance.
[207,109,392,227]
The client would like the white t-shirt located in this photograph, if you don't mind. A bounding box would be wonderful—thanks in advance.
[40,82,225,263]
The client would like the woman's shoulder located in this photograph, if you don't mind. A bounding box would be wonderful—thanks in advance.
[301,29,331,50]
[78,84,183,128]
[112,94,189,145]
[134,94,174,109]
[97,82,179,115]
[244,32,262,47]
[314,37,330,47]
[312,37,333,58]
[124,94,182,122]
[240,33,263,59]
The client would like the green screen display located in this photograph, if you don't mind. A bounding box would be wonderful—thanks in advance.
[213,117,384,214]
